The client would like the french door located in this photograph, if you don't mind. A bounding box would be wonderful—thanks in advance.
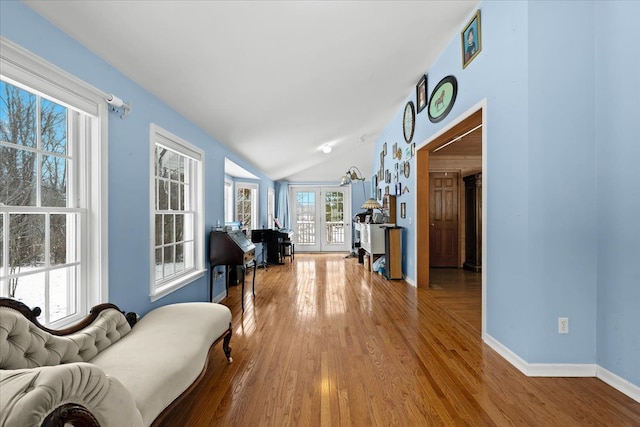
[290,186,351,252]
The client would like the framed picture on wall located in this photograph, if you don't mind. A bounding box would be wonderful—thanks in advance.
[416,74,428,113]
[461,10,482,69]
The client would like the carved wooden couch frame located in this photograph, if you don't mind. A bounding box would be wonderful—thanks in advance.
[0,298,232,427]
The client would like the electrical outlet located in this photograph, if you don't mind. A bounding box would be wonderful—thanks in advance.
[558,317,569,334]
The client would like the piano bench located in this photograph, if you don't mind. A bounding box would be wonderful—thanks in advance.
[281,241,294,262]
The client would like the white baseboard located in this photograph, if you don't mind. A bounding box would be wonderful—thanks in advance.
[483,333,639,403]
[212,290,227,303]
[597,365,640,403]
[404,275,417,287]
[483,333,530,375]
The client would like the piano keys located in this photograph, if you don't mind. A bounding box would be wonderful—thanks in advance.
[209,230,256,311]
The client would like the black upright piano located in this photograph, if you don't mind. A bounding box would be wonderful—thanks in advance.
[251,228,294,265]
[209,230,256,311]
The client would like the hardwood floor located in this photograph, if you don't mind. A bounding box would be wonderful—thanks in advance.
[429,267,482,333]
[159,254,640,426]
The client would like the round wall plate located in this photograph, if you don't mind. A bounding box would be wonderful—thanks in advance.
[428,75,458,123]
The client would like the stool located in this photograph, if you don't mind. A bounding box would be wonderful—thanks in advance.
[281,240,294,262]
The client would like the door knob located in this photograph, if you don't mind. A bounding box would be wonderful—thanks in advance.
[430,223,435,226]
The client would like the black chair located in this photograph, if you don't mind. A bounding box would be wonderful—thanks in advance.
[281,240,294,262]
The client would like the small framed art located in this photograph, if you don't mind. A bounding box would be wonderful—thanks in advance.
[416,74,427,113]
[462,10,481,69]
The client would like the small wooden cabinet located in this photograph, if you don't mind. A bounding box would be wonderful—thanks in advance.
[463,173,482,272]
[384,226,403,279]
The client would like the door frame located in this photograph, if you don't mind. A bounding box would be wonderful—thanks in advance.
[289,185,352,252]
[416,99,487,336]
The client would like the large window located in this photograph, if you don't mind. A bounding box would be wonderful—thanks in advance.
[0,38,107,327]
[235,182,258,232]
[150,124,205,301]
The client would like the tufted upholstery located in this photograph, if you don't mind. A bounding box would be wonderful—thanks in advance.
[0,307,131,370]
[0,362,143,427]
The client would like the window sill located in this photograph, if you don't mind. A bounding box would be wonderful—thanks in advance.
[150,268,206,302]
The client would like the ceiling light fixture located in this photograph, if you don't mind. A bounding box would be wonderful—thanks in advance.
[321,144,332,154]
[433,124,482,153]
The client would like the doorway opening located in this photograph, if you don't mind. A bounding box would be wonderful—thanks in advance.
[416,103,486,334]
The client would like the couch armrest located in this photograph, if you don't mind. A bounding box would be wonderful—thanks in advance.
[0,362,143,427]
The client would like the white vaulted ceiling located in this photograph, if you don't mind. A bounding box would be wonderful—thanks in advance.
[25,0,479,182]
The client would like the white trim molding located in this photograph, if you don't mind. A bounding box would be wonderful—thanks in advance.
[597,366,640,403]
[484,334,639,403]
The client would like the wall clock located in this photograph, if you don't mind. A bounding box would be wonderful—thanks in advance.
[428,75,458,123]
[403,101,415,143]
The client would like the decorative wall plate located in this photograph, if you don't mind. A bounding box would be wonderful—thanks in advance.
[428,75,458,123]
[403,101,415,143]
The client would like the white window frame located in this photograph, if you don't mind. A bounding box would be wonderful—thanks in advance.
[235,181,258,232]
[267,187,275,229]
[224,177,233,223]
[0,37,108,328]
[149,124,205,301]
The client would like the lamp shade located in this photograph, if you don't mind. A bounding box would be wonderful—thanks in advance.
[361,198,382,210]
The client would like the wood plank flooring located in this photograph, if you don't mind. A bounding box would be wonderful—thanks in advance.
[159,254,640,426]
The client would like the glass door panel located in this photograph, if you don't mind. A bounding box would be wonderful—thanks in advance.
[291,186,351,252]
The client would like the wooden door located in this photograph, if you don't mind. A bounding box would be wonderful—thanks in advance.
[429,172,459,267]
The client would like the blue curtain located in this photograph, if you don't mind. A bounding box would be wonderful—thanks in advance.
[275,181,291,229]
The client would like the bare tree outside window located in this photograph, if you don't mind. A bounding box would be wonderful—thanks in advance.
[0,81,69,304]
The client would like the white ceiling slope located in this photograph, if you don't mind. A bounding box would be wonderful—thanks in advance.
[25,0,479,182]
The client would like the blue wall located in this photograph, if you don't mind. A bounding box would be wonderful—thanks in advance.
[370,0,638,388]
[594,1,640,387]
[0,1,274,316]
[526,1,597,363]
